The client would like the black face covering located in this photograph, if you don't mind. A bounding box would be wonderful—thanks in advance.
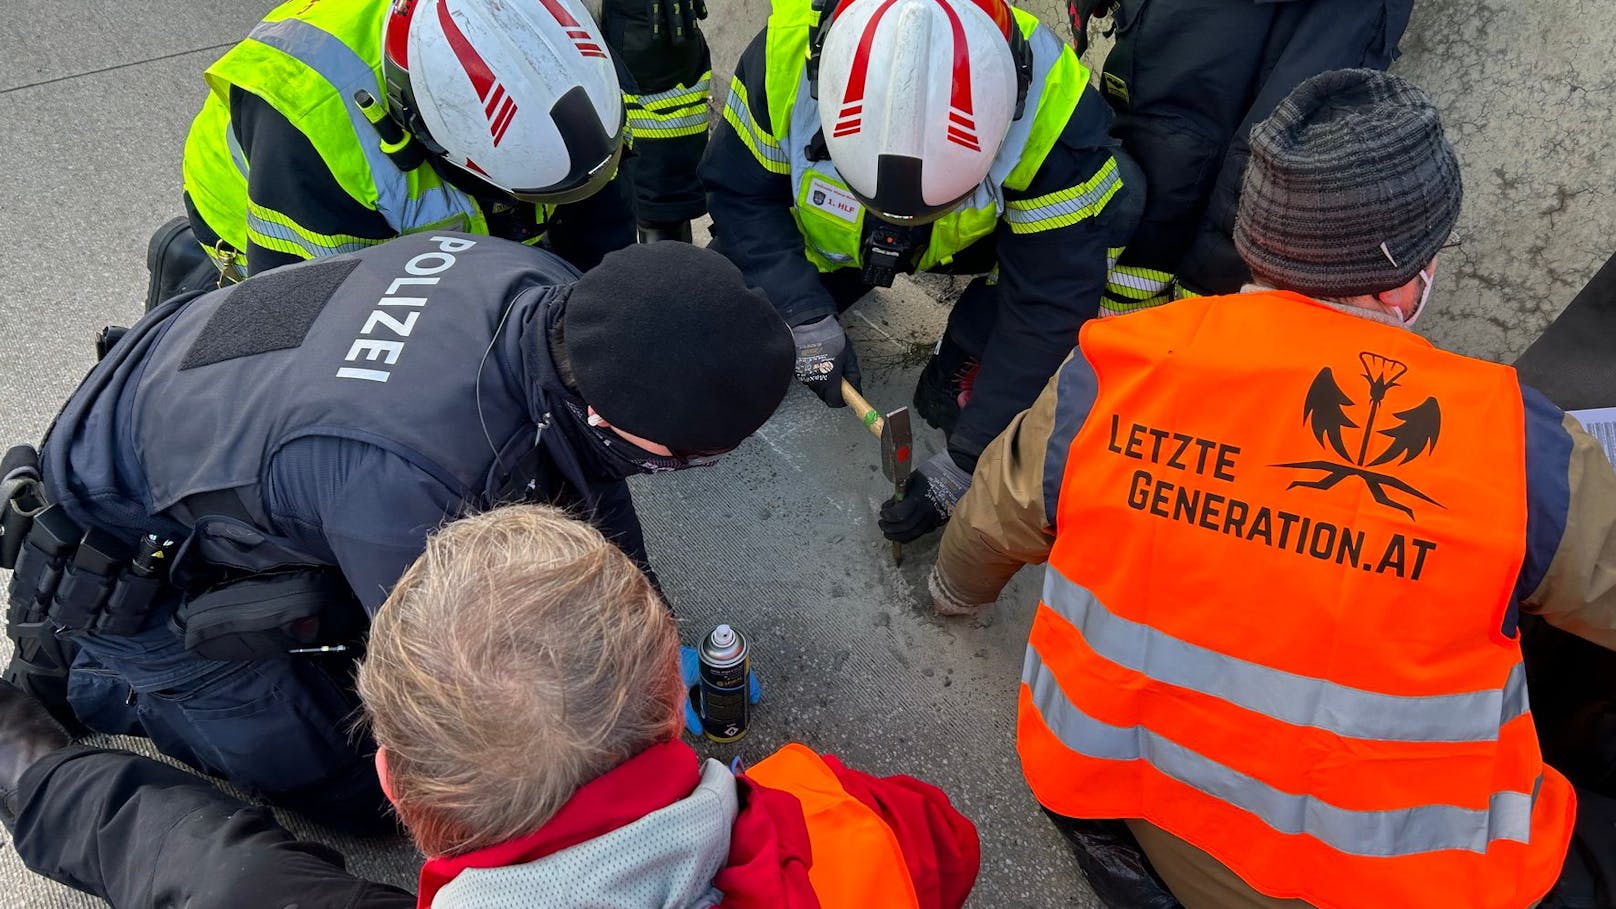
[562,402,721,478]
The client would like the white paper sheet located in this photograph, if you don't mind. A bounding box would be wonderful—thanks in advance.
[1569,407,1616,464]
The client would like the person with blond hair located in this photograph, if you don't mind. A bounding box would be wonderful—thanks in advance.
[0,504,981,908]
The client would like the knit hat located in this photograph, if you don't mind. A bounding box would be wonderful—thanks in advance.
[565,243,794,454]
[1233,69,1462,298]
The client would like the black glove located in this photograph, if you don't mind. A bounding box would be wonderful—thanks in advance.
[791,315,862,408]
[649,0,707,45]
[879,452,972,543]
[1067,0,1116,56]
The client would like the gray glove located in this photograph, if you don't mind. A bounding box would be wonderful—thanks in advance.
[791,315,862,408]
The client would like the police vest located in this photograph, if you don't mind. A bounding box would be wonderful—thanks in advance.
[746,744,924,907]
[748,0,1085,273]
[1020,292,1574,909]
[181,0,552,270]
[112,234,571,573]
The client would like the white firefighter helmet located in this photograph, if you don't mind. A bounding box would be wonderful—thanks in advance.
[815,0,1024,224]
[383,0,625,205]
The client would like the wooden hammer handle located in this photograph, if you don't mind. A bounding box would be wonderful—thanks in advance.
[840,379,885,437]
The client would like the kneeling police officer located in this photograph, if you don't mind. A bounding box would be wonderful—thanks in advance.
[0,233,793,832]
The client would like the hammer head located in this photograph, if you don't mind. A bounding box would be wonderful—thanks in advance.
[879,406,913,485]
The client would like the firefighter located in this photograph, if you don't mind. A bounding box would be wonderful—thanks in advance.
[703,0,1142,545]
[151,0,715,305]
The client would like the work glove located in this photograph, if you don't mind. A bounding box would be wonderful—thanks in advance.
[878,452,972,543]
[649,0,707,45]
[1067,0,1116,56]
[792,315,862,408]
[679,644,763,738]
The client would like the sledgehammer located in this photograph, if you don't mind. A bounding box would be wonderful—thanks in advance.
[840,379,913,565]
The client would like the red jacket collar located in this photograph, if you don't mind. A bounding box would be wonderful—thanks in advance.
[416,738,700,908]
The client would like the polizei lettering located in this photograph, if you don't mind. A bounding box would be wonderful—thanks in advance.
[1106,414,1438,581]
[336,236,477,383]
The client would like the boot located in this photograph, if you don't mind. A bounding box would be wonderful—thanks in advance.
[144,217,215,313]
[912,338,982,436]
[0,680,73,830]
[637,220,694,244]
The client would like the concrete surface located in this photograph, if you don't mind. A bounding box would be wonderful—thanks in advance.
[1,0,1613,905]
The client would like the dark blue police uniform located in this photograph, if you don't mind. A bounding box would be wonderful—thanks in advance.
[16,234,655,831]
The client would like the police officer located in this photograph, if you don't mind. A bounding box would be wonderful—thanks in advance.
[702,0,1141,544]
[1082,0,1416,310]
[157,0,713,302]
[2,234,793,833]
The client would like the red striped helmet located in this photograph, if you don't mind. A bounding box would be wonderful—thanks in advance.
[383,0,625,205]
[816,0,1022,224]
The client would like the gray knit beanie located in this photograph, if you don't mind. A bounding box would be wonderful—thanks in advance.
[1233,69,1462,298]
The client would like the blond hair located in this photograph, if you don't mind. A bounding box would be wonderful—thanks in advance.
[357,505,684,857]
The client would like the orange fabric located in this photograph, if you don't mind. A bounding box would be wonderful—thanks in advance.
[747,744,922,909]
[1019,292,1574,909]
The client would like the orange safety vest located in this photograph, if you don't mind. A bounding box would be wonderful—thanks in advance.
[1019,291,1574,909]
[747,744,921,908]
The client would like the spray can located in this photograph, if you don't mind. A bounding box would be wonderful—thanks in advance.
[698,623,750,743]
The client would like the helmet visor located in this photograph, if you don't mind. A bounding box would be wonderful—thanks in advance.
[857,189,972,226]
[843,153,976,226]
[507,141,625,206]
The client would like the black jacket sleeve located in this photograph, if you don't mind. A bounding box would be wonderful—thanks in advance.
[600,0,713,223]
[230,88,396,276]
[14,747,414,909]
[545,173,638,272]
[264,437,465,615]
[700,31,838,327]
[949,92,1137,472]
[589,478,663,593]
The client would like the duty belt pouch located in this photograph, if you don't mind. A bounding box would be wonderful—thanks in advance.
[97,574,165,636]
[175,569,355,662]
[49,526,130,629]
[7,505,80,626]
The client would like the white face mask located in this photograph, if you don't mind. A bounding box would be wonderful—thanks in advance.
[1402,268,1434,327]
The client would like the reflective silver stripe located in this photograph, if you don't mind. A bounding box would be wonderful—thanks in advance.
[628,110,710,132]
[634,74,712,108]
[226,128,249,177]
[1041,568,1528,743]
[1107,268,1172,295]
[1024,648,1539,857]
[1003,162,1122,228]
[723,81,788,171]
[249,19,473,233]
[245,211,377,257]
